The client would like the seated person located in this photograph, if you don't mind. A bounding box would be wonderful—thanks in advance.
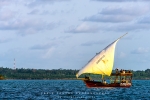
[120,69,123,73]
[123,70,125,74]
[116,68,119,74]
[128,70,131,73]
[85,75,90,80]
[121,78,126,83]
[103,80,107,84]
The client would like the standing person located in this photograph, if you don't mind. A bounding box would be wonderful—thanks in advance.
[116,68,119,74]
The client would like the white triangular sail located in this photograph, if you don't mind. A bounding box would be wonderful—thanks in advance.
[76,33,127,78]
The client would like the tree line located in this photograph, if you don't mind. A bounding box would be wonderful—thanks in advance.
[0,67,149,80]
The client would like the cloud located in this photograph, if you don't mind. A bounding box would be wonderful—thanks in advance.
[92,0,150,2]
[30,43,56,59]
[28,9,39,15]
[131,47,149,54]
[0,38,11,43]
[0,18,57,35]
[18,28,37,36]
[0,19,42,30]
[58,36,71,39]
[66,23,99,33]
[105,23,150,32]
[84,15,133,23]
[40,10,50,15]
[138,15,150,24]
[0,0,12,6]
[0,9,15,21]
[100,6,150,16]
[81,40,107,46]
[83,6,150,23]
[30,43,57,50]
[26,0,70,7]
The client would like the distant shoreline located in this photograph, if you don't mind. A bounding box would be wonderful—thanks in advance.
[0,67,150,80]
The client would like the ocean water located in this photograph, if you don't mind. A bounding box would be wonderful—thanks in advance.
[0,80,149,100]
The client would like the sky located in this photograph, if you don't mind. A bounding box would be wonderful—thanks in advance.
[0,0,150,71]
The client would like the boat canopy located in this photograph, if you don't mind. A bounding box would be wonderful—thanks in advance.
[76,33,127,78]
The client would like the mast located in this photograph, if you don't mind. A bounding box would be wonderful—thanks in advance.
[119,33,128,39]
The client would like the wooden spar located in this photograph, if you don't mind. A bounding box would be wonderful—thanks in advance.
[118,33,128,39]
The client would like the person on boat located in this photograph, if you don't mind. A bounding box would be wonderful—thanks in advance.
[128,70,131,73]
[126,78,129,83]
[116,68,119,74]
[85,75,87,78]
[85,75,90,80]
[123,70,125,74]
[103,80,107,84]
[121,78,126,83]
[120,69,123,73]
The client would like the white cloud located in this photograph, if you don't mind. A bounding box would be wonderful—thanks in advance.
[102,23,150,32]
[30,43,57,50]
[0,18,45,30]
[83,5,150,23]
[84,15,133,23]
[0,9,15,21]
[92,0,150,2]
[138,15,150,24]
[18,28,37,36]
[131,47,149,54]
[28,9,39,15]
[40,10,50,15]
[0,38,11,43]
[81,40,107,46]
[66,23,99,33]
[0,18,58,35]
[26,0,70,7]
[100,6,150,16]
[0,0,12,6]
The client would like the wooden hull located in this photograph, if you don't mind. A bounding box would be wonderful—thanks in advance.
[84,80,131,88]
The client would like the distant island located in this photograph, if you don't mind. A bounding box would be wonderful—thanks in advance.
[0,67,149,80]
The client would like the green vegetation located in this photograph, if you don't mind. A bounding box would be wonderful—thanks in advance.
[0,67,149,80]
[133,69,150,80]
[0,67,78,79]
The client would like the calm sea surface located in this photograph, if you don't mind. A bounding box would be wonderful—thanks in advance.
[0,80,149,100]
